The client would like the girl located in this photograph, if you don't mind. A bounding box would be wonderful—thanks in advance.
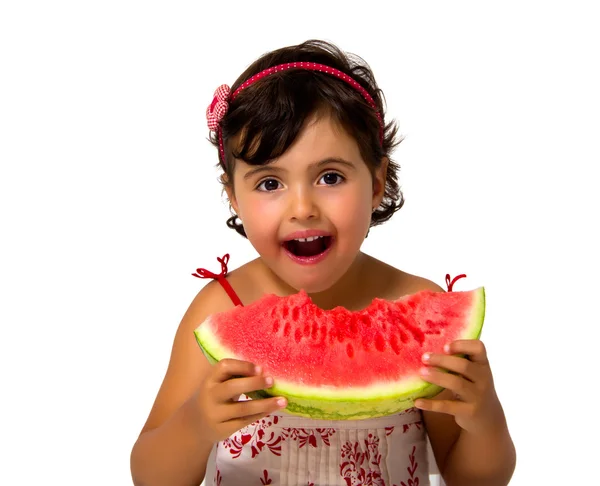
[130,40,515,486]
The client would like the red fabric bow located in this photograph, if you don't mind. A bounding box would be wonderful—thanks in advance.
[192,253,230,279]
[445,273,467,292]
[206,84,231,131]
[191,254,243,306]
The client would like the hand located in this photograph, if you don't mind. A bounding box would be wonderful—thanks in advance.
[415,340,505,435]
[192,359,287,444]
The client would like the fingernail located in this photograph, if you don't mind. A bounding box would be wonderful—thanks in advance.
[444,344,451,353]
[422,352,431,362]
[420,367,430,376]
[277,398,287,407]
[265,376,273,387]
[255,365,262,374]
[415,400,425,408]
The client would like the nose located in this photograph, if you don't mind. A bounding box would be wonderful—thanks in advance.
[287,186,319,221]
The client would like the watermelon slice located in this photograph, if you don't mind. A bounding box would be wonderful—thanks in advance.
[194,287,485,420]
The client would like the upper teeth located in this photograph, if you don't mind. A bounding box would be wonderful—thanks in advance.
[295,236,323,242]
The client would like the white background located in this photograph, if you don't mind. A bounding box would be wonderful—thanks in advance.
[1,1,598,485]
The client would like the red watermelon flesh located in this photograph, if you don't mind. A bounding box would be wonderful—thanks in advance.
[194,287,485,420]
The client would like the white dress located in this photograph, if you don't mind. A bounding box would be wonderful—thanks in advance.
[208,403,430,486]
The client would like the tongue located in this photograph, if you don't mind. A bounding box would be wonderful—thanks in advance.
[289,238,326,257]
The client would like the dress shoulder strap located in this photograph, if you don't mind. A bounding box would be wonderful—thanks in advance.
[445,273,466,291]
[191,254,244,307]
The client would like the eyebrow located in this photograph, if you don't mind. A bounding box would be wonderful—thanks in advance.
[242,157,357,181]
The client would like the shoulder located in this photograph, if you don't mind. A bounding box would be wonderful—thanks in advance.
[218,257,280,305]
[366,255,445,300]
[395,270,446,296]
[181,277,239,331]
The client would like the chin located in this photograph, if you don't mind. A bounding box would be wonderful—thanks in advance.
[278,259,353,295]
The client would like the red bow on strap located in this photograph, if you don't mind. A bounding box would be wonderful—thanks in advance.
[445,273,467,292]
[191,254,243,307]
[192,253,231,280]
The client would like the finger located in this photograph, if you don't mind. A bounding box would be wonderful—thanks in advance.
[211,359,262,384]
[421,353,478,382]
[221,396,287,423]
[445,339,489,364]
[419,366,474,401]
[214,374,274,402]
[414,397,472,416]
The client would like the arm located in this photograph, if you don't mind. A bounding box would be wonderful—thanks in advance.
[129,282,226,486]
[130,282,285,486]
[404,277,515,485]
[423,389,516,486]
[419,343,516,486]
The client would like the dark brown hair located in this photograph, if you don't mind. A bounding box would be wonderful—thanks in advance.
[209,39,405,237]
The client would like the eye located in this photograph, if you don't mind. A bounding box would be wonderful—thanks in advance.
[319,172,344,185]
[257,178,281,192]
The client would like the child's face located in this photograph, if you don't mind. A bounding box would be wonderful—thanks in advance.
[228,113,387,293]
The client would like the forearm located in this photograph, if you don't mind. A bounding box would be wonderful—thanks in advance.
[130,397,214,486]
[442,422,516,486]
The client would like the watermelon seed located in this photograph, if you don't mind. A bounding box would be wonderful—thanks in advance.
[346,343,354,359]
[320,324,328,342]
[294,328,302,343]
[283,322,291,337]
[399,329,408,343]
[375,333,386,352]
[272,320,280,333]
[311,322,319,339]
[404,324,425,345]
[390,334,401,355]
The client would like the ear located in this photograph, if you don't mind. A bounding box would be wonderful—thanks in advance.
[224,180,240,216]
[372,157,389,208]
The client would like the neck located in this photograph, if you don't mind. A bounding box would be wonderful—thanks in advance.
[310,252,370,310]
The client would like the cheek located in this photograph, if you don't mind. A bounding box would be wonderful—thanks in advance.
[237,196,280,240]
[324,186,372,229]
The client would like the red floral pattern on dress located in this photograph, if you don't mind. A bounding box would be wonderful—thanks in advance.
[340,433,385,486]
[222,415,337,461]
[260,469,272,485]
[399,446,419,486]
[215,410,426,485]
[222,415,283,458]
[281,427,336,448]
[402,421,423,434]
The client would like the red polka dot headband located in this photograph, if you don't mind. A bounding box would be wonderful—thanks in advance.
[205,62,385,165]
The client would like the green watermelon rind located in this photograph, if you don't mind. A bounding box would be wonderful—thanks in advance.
[194,287,486,420]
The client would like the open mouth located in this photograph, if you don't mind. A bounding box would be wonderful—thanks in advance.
[283,235,333,258]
